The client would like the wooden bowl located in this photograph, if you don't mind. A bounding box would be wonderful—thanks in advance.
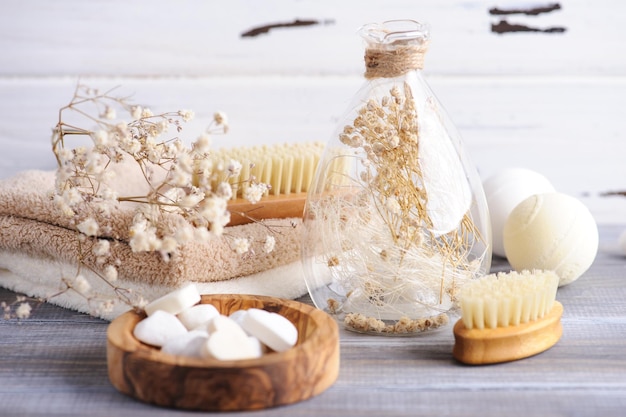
[107,294,340,411]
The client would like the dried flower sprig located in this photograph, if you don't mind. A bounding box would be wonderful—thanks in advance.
[311,82,487,334]
[1,295,36,320]
[18,83,275,317]
[51,85,234,249]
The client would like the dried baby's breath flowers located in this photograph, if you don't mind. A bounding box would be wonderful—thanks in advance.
[308,82,487,334]
[344,312,449,334]
[14,302,32,319]
[23,83,274,316]
[263,235,276,254]
[327,298,340,314]
[2,296,35,320]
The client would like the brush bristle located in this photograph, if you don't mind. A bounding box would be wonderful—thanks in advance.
[210,142,325,199]
[459,270,559,330]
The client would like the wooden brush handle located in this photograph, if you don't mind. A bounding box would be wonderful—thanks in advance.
[453,301,563,365]
[226,193,307,226]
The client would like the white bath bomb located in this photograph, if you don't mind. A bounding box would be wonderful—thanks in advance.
[503,192,598,286]
[483,168,555,257]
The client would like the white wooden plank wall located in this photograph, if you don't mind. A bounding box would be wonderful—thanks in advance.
[1,0,624,223]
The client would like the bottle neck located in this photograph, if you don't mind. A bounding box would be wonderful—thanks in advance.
[364,41,429,79]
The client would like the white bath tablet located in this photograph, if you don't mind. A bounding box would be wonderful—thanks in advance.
[248,336,265,357]
[240,308,298,353]
[483,168,555,258]
[228,309,248,326]
[161,330,208,358]
[177,304,219,330]
[133,310,188,347]
[503,192,599,286]
[207,315,248,338]
[144,284,201,316]
[201,326,261,361]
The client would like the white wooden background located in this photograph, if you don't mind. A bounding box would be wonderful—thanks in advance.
[1,0,625,223]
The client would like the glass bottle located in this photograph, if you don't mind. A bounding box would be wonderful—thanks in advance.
[301,20,491,335]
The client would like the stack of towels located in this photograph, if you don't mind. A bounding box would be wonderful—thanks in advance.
[0,169,307,320]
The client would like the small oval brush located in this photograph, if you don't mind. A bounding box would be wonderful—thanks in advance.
[453,270,563,365]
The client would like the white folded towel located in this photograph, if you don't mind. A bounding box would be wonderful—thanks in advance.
[0,250,308,321]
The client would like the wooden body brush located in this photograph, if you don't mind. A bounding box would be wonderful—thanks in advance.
[213,142,324,226]
[453,270,563,365]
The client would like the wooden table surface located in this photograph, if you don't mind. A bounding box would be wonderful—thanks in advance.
[1,224,625,417]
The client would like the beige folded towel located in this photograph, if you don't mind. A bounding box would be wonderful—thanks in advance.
[0,169,307,319]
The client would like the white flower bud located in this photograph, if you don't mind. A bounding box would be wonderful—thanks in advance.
[77,218,99,236]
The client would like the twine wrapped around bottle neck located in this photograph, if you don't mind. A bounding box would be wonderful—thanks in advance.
[364,41,429,79]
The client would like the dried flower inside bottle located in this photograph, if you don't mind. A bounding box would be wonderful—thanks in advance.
[302,20,491,335]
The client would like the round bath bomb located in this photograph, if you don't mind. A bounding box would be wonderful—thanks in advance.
[483,168,556,257]
[503,192,598,286]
